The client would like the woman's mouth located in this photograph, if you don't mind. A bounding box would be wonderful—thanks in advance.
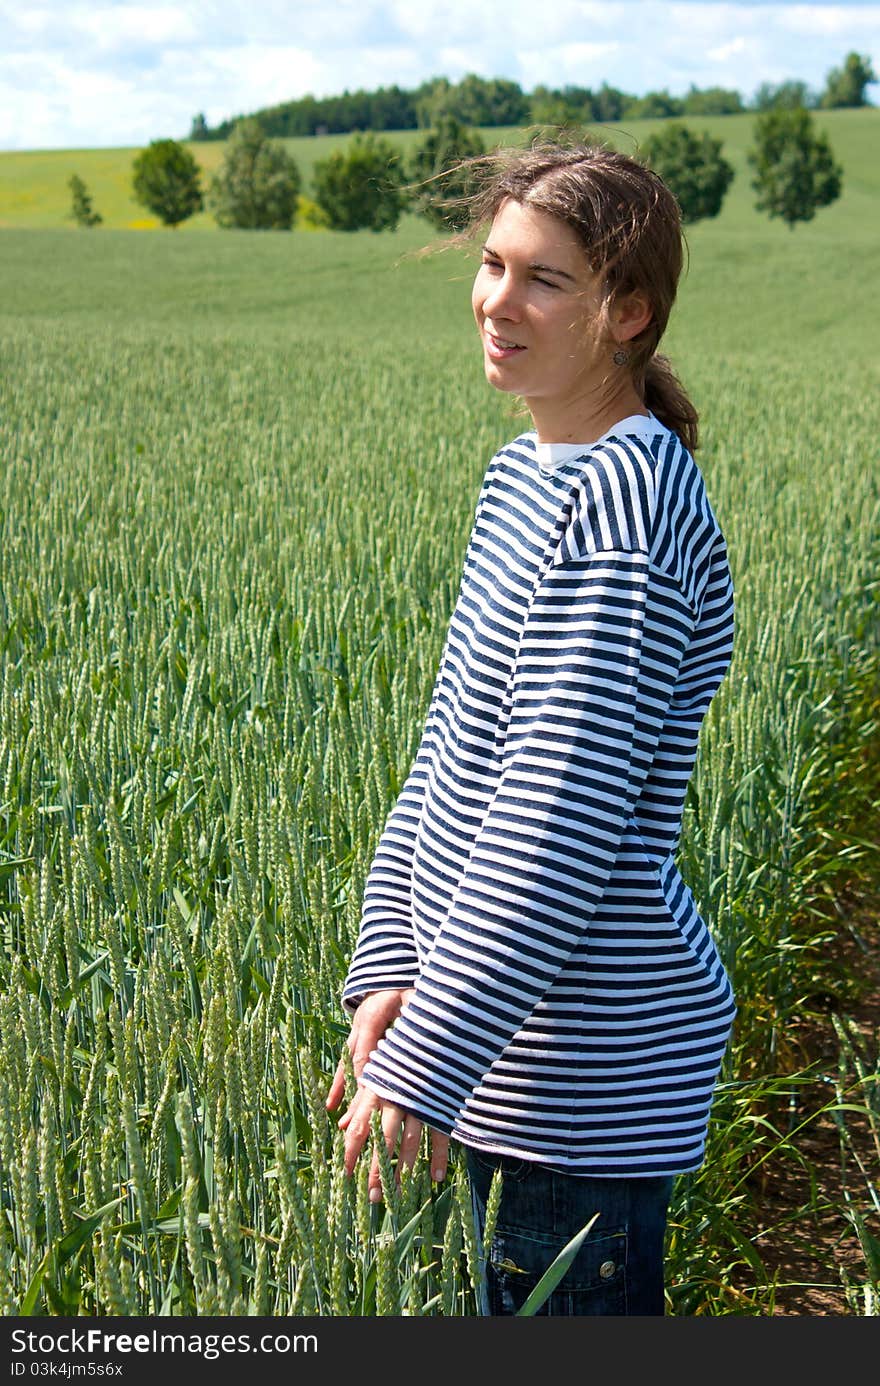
[485,331,525,361]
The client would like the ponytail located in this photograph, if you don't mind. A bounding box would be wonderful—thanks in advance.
[642,354,699,455]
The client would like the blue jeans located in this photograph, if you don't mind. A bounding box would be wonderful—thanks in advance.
[465,1146,673,1316]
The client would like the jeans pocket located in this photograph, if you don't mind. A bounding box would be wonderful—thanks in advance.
[487,1222,628,1316]
[467,1147,530,1183]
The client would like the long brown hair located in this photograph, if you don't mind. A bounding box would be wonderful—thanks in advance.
[461,140,699,452]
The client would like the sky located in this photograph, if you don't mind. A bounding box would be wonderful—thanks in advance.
[1,1,878,152]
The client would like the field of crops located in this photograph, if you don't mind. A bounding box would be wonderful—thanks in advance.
[0,109,878,1316]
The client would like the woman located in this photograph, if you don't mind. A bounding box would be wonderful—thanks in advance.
[326,141,737,1316]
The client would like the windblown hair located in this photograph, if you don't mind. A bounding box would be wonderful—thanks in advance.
[460,140,699,452]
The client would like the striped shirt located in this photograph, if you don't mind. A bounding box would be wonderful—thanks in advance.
[342,413,737,1176]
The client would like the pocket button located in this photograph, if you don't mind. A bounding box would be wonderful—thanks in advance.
[599,1260,617,1280]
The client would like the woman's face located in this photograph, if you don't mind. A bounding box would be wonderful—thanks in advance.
[472,198,612,420]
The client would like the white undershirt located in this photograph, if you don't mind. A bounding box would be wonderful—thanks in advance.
[531,413,658,475]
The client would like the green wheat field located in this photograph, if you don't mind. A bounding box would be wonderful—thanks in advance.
[0,109,878,1315]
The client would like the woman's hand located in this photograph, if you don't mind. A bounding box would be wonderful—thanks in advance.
[325,988,412,1112]
[337,1085,430,1201]
[325,987,449,1201]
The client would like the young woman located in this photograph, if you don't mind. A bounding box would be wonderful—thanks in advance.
[326,141,737,1316]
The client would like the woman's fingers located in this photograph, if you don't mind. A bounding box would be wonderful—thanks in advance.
[341,1087,380,1176]
[429,1129,450,1183]
[368,1101,407,1203]
[348,1027,383,1082]
[326,988,414,1112]
[397,1113,424,1171]
[325,1053,349,1113]
[325,1006,376,1114]
[342,1089,450,1204]
[325,1009,363,1112]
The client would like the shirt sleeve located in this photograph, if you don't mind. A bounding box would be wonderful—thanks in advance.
[359,546,697,1131]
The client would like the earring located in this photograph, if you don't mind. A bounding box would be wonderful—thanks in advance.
[612,347,630,366]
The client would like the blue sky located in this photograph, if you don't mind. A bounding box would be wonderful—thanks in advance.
[1,1,878,151]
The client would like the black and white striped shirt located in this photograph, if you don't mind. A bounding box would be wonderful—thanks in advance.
[343,414,737,1175]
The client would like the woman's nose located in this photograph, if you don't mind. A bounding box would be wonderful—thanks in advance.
[481,272,521,321]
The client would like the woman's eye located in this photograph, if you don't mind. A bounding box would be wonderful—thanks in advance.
[534,276,557,288]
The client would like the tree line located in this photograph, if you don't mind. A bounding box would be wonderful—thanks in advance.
[69,105,844,237]
[186,52,876,142]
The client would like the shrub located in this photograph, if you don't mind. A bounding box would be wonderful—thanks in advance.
[747,108,843,229]
[312,133,406,232]
[639,124,734,224]
[294,196,331,230]
[209,118,301,230]
[131,139,203,228]
[67,174,102,228]
[820,52,877,109]
[407,116,485,232]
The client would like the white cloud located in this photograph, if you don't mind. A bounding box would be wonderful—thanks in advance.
[71,6,200,49]
[0,54,139,150]
[516,42,622,91]
[778,3,880,34]
[8,7,56,38]
[708,36,751,60]
[432,46,494,78]
[388,0,628,46]
[184,45,331,121]
[1,1,879,150]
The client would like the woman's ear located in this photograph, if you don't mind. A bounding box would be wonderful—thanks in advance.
[610,290,653,344]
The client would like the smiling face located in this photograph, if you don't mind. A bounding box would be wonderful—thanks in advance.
[471,197,650,442]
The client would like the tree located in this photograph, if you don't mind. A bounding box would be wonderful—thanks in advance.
[189,113,210,140]
[529,84,597,129]
[454,74,530,126]
[624,89,684,120]
[593,83,628,122]
[67,174,102,227]
[415,77,453,128]
[414,73,529,127]
[747,108,843,229]
[528,86,574,128]
[752,79,815,111]
[682,85,744,116]
[639,124,734,224]
[131,139,203,227]
[312,133,406,232]
[209,118,301,230]
[407,116,486,231]
[821,51,877,109]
